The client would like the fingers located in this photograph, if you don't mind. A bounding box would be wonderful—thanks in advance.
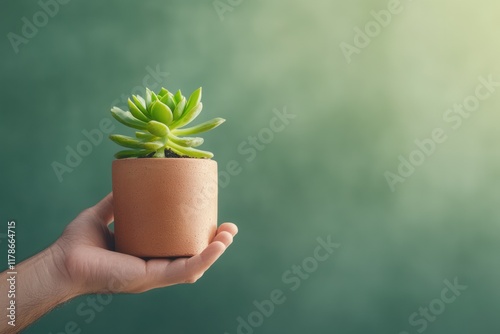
[144,223,238,288]
[210,223,238,247]
[179,240,228,283]
[174,224,238,283]
[91,192,114,226]
[212,230,234,247]
[217,222,238,237]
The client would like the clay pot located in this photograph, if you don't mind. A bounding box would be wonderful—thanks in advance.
[112,158,218,258]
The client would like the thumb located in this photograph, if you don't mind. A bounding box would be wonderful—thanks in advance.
[91,192,114,226]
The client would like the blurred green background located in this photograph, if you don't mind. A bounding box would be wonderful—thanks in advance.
[2,0,500,333]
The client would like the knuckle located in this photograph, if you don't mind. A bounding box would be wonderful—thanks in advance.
[83,206,99,220]
[74,207,97,223]
[81,206,95,216]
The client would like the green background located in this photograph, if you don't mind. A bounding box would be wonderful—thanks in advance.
[2,0,500,333]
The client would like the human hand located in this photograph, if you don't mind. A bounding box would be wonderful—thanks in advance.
[51,193,238,296]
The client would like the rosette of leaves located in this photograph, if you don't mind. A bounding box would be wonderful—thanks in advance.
[109,87,225,159]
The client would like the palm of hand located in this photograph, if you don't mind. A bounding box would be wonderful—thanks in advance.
[54,194,237,295]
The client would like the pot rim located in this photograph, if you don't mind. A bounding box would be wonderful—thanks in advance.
[113,157,216,163]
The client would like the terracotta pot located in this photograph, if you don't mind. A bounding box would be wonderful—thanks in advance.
[112,158,218,258]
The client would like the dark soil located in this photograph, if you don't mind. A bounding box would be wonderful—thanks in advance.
[164,149,184,158]
[143,149,187,158]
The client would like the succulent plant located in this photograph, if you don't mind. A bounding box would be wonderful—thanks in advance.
[109,87,225,159]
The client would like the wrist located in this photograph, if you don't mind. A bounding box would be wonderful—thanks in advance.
[44,243,81,300]
[0,243,79,332]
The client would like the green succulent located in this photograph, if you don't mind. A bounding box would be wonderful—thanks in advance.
[109,87,225,159]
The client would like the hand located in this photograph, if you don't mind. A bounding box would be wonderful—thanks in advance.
[52,193,238,296]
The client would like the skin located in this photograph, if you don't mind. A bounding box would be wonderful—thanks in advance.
[0,193,238,333]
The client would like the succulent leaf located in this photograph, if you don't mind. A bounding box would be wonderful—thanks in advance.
[127,99,149,122]
[167,140,213,158]
[109,87,223,159]
[135,131,158,141]
[147,120,169,137]
[150,90,159,103]
[172,118,225,136]
[172,97,186,120]
[185,87,202,115]
[110,107,147,130]
[174,89,182,104]
[114,149,152,159]
[170,102,202,129]
[132,95,148,115]
[158,87,169,97]
[150,101,173,125]
[160,92,176,111]
[109,134,163,150]
[145,88,153,110]
[168,134,204,147]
